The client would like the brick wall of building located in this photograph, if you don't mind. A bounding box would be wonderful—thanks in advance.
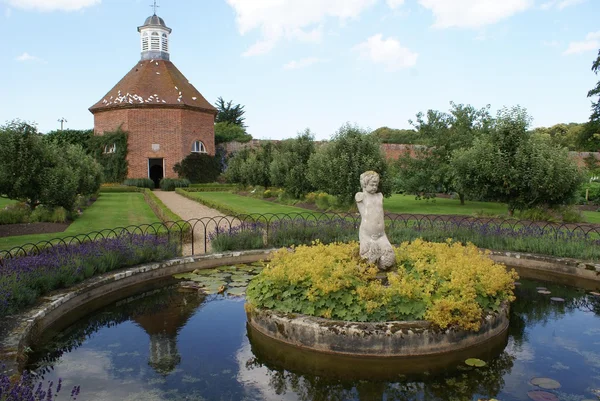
[93,107,215,179]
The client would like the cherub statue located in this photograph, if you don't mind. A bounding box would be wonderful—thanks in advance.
[355,171,395,271]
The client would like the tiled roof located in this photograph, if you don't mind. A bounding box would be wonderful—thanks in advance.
[89,59,216,114]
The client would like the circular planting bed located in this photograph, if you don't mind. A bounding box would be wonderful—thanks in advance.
[245,240,518,358]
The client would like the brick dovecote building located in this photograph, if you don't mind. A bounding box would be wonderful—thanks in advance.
[89,13,216,186]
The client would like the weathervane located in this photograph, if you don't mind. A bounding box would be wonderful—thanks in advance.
[151,0,159,15]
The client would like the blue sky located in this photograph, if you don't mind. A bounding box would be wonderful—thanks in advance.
[0,0,599,140]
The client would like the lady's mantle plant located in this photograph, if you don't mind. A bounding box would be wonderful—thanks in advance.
[246,239,518,331]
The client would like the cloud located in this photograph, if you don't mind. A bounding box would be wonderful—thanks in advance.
[353,34,418,71]
[226,0,377,56]
[563,31,600,55]
[386,0,405,9]
[3,0,100,12]
[541,0,586,10]
[418,0,533,29]
[4,7,11,17]
[15,52,45,63]
[283,57,322,70]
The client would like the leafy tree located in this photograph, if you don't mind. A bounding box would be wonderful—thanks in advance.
[269,129,316,198]
[44,128,93,151]
[215,97,246,128]
[0,120,102,210]
[589,48,600,122]
[307,123,390,204]
[451,106,584,214]
[173,153,221,183]
[224,142,276,187]
[214,122,252,144]
[577,48,600,151]
[371,127,424,144]
[88,129,129,183]
[395,102,493,204]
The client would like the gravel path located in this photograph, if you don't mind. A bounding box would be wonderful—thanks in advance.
[153,191,228,255]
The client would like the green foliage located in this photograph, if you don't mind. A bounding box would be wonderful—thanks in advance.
[173,153,221,183]
[123,178,155,189]
[269,129,317,198]
[214,121,252,144]
[30,205,69,223]
[516,205,584,223]
[142,188,185,224]
[263,189,273,198]
[88,129,129,183]
[0,120,102,211]
[0,203,30,224]
[578,181,600,204]
[246,241,517,330]
[575,119,600,151]
[530,123,583,150]
[99,185,144,193]
[160,178,190,191]
[588,48,600,122]
[44,128,93,150]
[451,107,585,213]
[224,142,276,187]
[215,96,246,128]
[307,123,390,205]
[371,127,424,144]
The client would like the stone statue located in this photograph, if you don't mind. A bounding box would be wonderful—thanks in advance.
[355,171,395,271]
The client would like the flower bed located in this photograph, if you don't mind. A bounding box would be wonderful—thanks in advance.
[246,240,518,331]
[0,234,179,317]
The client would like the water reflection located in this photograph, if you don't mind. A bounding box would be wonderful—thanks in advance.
[23,272,600,401]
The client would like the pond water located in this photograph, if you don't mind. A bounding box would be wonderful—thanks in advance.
[26,265,600,401]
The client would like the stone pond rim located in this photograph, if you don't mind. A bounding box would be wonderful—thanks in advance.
[245,302,510,358]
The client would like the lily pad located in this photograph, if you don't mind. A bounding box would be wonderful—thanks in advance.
[465,358,486,367]
[201,284,226,295]
[230,274,254,281]
[536,287,548,290]
[527,391,559,401]
[589,292,600,297]
[550,297,565,302]
[173,273,199,280]
[192,269,219,275]
[538,290,552,295]
[530,377,561,389]
[228,281,248,287]
[227,287,246,296]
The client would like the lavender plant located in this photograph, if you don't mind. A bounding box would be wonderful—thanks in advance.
[0,368,80,400]
[0,235,178,317]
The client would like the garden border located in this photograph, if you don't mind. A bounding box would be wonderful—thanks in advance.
[1,249,599,378]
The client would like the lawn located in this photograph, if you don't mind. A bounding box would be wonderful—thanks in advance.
[0,193,161,251]
[181,191,311,215]
[0,198,16,208]
[383,195,508,216]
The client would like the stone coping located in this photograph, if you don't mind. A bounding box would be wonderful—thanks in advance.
[1,248,599,376]
[246,303,509,358]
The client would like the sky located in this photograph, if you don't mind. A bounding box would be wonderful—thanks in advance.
[0,0,599,141]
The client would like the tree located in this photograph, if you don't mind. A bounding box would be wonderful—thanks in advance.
[395,102,493,204]
[44,128,93,151]
[371,127,423,144]
[269,129,316,198]
[224,142,276,187]
[214,122,252,144]
[215,97,246,128]
[589,48,600,122]
[577,49,600,151]
[307,123,390,204]
[173,153,221,183]
[451,106,584,214]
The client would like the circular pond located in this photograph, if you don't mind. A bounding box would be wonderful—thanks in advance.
[26,264,600,401]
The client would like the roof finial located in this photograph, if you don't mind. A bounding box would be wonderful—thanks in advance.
[151,0,159,15]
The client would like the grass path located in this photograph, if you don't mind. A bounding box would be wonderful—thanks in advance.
[0,198,16,209]
[182,191,311,215]
[383,195,508,215]
[0,193,160,251]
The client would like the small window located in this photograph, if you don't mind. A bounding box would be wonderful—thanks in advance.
[161,34,168,52]
[142,36,149,51]
[150,32,160,50]
[192,141,206,153]
[103,143,116,154]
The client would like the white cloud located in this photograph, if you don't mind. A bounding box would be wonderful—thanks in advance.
[541,0,586,10]
[353,33,418,71]
[15,52,45,63]
[563,31,600,55]
[4,7,11,17]
[226,0,377,56]
[386,0,405,9]
[4,0,100,12]
[283,57,322,70]
[418,0,533,29]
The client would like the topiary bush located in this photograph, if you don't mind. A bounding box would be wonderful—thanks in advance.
[246,240,518,331]
[173,153,221,184]
[123,178,155,189]
[160,178,190,191]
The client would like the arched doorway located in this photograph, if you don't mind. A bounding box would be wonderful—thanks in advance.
[149,158,164,188]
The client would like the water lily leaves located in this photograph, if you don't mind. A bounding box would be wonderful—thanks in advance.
[201,284,226,295]
[589,292,600,297]
[228,281,248,288]
[538,290,552,295]
[527,391,558,401]
[550,297,565,302]
[465,358,486,367]
[231,274,254,281]
[536,287,548,290]
[227,287,246,297]
[173,273,199,280]
[530,377,561,389]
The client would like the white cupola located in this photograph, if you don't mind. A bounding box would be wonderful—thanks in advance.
[137,13,172,61]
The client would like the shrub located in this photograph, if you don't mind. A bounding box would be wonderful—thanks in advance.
[0,203,30,225]
[249,186,265,198]
[160,178,190,191]
[516,205,584,223]
[315,192,331,210]
[579,182,600,205]
[304,192,318,204]
[246,240,518,331]
[209,223,265,252]
[173,153,221,184]
[123,178,155,189]
[263,189,273,198]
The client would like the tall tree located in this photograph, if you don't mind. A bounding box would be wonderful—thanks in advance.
[270,129,316,198]
[577,48,600,151]
[215,97,247,128]
[589,48,600,122]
